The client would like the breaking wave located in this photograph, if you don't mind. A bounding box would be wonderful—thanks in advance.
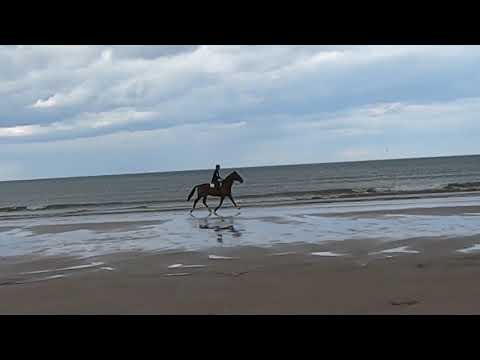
[1,181,480,218]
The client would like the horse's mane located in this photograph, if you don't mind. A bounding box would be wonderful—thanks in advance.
[224,171,237,180]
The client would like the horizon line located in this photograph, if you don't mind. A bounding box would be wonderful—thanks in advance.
[1,152,479,184]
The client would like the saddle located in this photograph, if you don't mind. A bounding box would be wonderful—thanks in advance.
[210,181,222,189]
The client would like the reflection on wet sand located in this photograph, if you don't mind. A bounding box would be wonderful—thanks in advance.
[197,216,243,243]
[1,196,480,258]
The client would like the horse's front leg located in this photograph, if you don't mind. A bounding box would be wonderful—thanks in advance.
[214,196,225,214]
[228,195,240,209]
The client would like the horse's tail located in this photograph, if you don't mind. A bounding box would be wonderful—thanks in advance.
[187,186,198,201]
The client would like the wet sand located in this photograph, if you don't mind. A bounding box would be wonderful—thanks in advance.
[2,199,480,314]
[317,205,480,218]
[27,220,167,235]
[2,234,480,314]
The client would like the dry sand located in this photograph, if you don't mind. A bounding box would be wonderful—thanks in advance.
[2,235,480,314]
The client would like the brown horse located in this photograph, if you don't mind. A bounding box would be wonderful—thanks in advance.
[187,171,244,214]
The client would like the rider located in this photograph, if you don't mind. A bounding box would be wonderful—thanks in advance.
[211,164,223,190]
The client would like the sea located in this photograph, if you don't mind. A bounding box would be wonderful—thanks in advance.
[1,155,480,221]
[1,155,480,258]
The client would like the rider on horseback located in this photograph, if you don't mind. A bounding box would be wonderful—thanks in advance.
[188,168,243,213]
[211,164,223,190]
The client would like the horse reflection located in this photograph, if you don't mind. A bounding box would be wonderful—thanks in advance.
[198,216,242,243]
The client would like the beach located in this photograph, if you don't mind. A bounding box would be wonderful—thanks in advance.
[2,236,480,314]
[2,195,480,314]
[4,45,480,315]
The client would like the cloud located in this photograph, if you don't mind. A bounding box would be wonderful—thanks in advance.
[0,108,158,141]
[0,125,37,137]
[0,119,254,178]
[31,86,91,108]
[284,96,480,135]
[32,96,57,108]
[1,45,480,180]
[367,102,404,117]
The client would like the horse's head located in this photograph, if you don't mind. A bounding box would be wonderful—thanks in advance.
[230,171,244,184]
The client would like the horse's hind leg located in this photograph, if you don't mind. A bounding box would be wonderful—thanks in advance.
[191,196,201,213]
[202,196,212,213]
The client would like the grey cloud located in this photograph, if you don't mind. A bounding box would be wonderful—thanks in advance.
[1,46,480,179]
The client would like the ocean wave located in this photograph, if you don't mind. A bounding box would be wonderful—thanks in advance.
[0,200,164,213]
[443,182,480,191]
[1,181,480,216]
[0,206,28,212]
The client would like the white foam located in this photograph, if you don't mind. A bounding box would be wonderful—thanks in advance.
[208,255,237,260]
[100,266,115,271]
[21,261,105,275]
[370,246,420,255]
[311,251,346,257]
[168,264,183,268]
[167,264,207,269]
[457,244,480,253]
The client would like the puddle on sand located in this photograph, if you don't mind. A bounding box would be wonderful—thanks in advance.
[164,272,191,277]
[3,195,480,259]
[310,251,347,257]
[20,261,105,275]
[168,264,207,269]
[0,274,67,287]
[370,246,420,255]
[269,252,297,256]
[457,244,480,253]
[208,255,238,260]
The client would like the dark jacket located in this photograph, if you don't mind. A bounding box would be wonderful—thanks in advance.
[211,169,223,184]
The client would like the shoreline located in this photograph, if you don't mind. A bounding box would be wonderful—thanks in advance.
[1,197,480,258]
[2,189,480,221]
[1,196,480,314]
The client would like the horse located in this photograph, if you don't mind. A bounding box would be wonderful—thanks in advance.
[187,171,244,214]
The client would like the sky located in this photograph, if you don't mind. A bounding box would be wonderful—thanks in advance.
[1,45,480,181]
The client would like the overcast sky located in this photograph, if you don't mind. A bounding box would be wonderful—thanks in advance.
[1,45,480,181]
